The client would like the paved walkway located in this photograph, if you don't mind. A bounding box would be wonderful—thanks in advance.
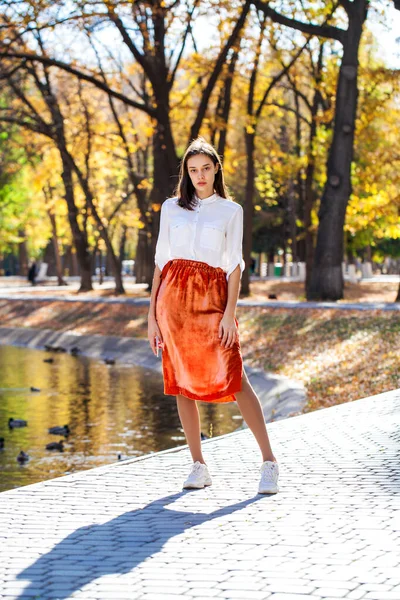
[1,388,399,600]
[0,292,399,311]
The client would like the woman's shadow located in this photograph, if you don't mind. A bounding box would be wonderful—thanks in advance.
[17,491,267,598]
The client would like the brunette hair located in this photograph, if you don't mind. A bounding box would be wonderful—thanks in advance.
[175,137,231,210]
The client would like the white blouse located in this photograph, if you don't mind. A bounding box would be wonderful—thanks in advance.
[154,193,245,281]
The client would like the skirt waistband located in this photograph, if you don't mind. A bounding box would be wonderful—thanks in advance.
[170,259,225,275]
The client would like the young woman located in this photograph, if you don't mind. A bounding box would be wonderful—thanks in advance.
[147,137,279,494]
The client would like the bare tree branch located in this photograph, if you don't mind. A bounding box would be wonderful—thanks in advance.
[255,39,309,120]
[168,0,200,89]
[0,51,157,116]
[252,1,345,43]
[190,0,251,140]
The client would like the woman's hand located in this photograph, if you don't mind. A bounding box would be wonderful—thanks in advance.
[218,313,238,349]
[148,314,164,356]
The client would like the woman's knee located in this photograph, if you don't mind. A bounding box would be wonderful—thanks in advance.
[176,394,197,407]
[241,367,250,389]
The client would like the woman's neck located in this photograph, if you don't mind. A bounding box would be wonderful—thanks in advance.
[196,188,215,200]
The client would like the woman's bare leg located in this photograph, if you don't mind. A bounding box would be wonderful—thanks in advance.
[176,395,205,464]
[234,368,277,463]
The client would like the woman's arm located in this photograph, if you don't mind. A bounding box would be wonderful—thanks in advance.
[148,265,162,319]
[148,200,170,355]
[147,267,164,355]
[219,204,245,348]
[219,264,241,348]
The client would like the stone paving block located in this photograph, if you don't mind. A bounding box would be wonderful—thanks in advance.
[188,589,221,598]
[312,579,359,590]
[0,596,51,600]
[141,595,193,600]
[315,587,354,598]
[215,577,264,591]
[364,594,400,600]
[345,590,368,600]
[351,572,390,585]
[258,577,312,587]
[90,582,143,592]
[140,584,191,594]
[376,562,400,578]
[262,583,317,595]
[302,568,343,579]
[261,595,322,600]
[185,572,229,583]
[216,591,271,600]
[357,583,395,592]
[84,592,142,600]
[0,588,44,598]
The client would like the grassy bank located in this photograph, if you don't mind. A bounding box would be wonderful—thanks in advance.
[0,298,399,413]
[238,308,400,413]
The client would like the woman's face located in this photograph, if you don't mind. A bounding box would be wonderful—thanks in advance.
[186,154,218,198]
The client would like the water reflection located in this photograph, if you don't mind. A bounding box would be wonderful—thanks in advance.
[0,346,242,492]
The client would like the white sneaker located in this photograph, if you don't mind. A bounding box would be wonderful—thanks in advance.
[183,461,212,489]
[258,460,279,494]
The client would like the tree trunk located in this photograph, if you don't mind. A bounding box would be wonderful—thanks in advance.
[69,155,125,294]
[294,90,305,265]
[308,4,367,300]
[105,250,113,277]
[304,155,316,292]
[287,180,297,264]
[98,248,104,285]
[241,130,256,296]
[119,224,127,267]
[303,87,322,293]
[302,44,325,293]
[135,230,153,286]
[26,57,94,292]
[18,230,29,276]
[71,250,79,277]
[48,210,67,286]
[144,112,180,290]
[216,49,239,160]
[60,154,93,292]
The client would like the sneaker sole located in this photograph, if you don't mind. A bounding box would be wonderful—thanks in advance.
[258,486,279,494]
[183,480,212,490]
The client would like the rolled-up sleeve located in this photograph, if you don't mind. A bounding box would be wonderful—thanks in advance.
[154,200,170,271]
[226,205,245,281]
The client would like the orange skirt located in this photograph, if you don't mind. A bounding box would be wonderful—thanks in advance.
[155,259,243,402]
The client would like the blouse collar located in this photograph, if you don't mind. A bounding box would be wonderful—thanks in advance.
[195,192,220,205]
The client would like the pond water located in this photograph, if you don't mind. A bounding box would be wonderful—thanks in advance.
[0,345,243,493]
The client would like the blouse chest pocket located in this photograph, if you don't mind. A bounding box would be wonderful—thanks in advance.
[170,219,191,248]
[200,222,225,251]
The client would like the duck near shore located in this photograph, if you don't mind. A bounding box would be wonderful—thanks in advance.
[44,345,67,353]
[48,425,70,436]
[45,440,64,451]
[17,451,29,463]
[9,418,28,428]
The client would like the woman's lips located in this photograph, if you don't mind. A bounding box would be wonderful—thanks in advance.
[198,182,206,186]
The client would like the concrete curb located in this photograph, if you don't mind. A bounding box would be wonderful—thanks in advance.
[0,326,306,423]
